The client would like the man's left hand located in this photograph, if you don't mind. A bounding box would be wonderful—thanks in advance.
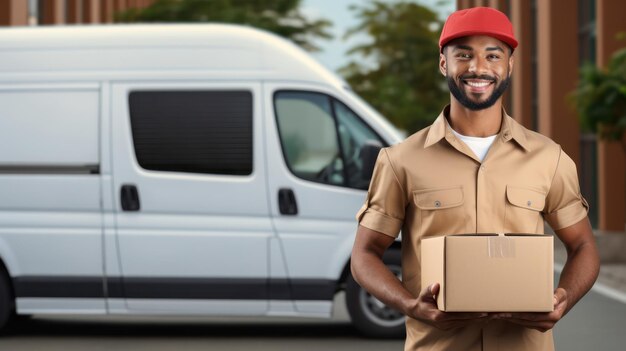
[491,288,568,333]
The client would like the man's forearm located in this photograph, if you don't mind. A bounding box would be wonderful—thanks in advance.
[558,240,600,313]
[351,249,415,315]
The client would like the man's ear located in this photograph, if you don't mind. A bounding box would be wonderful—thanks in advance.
[508,54,514,78]
[439,52,447,77]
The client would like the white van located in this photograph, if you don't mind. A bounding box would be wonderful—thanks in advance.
[0,24,405,337]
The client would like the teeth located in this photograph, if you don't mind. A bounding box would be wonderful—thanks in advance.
[466,81,491,87]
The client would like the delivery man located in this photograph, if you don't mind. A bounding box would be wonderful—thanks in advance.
[351,6,600,351]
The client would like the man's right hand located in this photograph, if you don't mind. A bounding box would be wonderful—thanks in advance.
[407,283,490,330]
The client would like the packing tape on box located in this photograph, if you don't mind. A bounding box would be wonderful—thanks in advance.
[488,236,516,258]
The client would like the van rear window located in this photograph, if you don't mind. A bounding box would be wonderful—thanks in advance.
[128,91,253,176]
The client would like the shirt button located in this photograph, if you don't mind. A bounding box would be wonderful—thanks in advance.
[434,200,441,208]
[527,200,532,206]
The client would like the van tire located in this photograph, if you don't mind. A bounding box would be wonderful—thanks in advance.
[346,248,405,339]
[0,272,13,332]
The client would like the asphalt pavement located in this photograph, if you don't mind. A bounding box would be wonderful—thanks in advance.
[1,284,624,351]
[0,293,404,351]
[0,274,624,350]
[553,272,626,351]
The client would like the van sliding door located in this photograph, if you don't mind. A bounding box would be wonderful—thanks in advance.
[110,83,271,315]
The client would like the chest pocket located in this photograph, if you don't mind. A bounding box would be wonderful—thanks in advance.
[414,186,467,236]
[505,186,546,233]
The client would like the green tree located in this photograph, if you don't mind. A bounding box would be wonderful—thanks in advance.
[116,0,332,52]
[340,1,448,133]
[573,41,626,152]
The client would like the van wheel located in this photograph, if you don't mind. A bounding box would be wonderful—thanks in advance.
[346,249,405,338]
[0,272,13,332]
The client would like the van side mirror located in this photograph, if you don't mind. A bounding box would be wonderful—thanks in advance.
[359,140,383,187]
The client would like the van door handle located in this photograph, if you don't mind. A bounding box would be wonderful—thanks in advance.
[121,184,140,211]
[278,188,298,215]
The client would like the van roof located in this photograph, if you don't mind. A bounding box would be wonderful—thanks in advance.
[0,24,349,87]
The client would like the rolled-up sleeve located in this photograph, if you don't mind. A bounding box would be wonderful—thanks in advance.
[356,148,407,238]
[543,148,589,230]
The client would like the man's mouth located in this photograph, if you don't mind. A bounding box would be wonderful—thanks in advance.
[462,79,495,93]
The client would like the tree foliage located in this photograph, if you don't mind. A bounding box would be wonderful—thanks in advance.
[339,1,448,133]
[573,40,626,151]
[116,0,332,52]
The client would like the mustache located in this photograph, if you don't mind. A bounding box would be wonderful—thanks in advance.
[460,74,496,82]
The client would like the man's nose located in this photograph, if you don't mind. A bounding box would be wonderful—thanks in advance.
[468,57,489,75]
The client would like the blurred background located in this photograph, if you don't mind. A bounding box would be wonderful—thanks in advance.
[3,0,625,231]
[1,0,625,350]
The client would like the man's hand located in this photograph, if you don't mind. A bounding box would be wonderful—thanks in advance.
[492,288,569,333]
[407,283,490,330]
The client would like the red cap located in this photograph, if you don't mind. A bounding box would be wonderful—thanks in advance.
[439,7,518,52]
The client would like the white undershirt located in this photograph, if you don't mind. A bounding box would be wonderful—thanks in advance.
[451,128,498,162]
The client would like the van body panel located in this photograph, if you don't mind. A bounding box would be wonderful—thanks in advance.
[0,175,101,285]
[0,82,104,305]
[263,82,374,289]
[0,86,99,166]
[16,298,106,314]
[0,210,102,276]
[110,82,271,314]
[0,176,100,211]
[0,25,346,92]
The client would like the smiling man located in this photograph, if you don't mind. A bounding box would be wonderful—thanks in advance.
[350,7,600,351]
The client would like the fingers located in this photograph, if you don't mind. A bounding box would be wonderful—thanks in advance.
[430,283,440,302]
[415,283,492,330]
[430,283,440,294]
[553,288,568,308]
[418,283,439,303]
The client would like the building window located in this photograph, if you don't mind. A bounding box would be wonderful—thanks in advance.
[578,0,597,65]
[128,91,253,176]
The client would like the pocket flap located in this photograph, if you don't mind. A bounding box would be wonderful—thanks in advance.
[414,186,464,210]
[506,186,546,211]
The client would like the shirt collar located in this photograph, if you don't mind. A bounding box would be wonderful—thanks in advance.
[424,105,530,152]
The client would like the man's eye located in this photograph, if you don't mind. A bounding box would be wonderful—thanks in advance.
[488,54,501,60]
[458,53,471,59]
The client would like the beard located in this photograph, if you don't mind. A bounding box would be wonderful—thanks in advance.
[447,73,510,111]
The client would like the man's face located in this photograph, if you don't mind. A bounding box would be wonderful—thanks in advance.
[440,35,514,111]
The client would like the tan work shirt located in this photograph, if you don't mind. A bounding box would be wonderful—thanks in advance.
[356,106,588,351]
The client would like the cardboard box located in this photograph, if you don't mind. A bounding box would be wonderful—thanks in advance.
[421,234,553,312]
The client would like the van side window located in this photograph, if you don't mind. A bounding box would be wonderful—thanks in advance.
[274,91,384,189]
[128,91,253,175]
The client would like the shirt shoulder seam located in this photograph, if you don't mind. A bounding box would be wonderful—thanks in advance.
[382,148,409,205]
[545,144,563,213]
